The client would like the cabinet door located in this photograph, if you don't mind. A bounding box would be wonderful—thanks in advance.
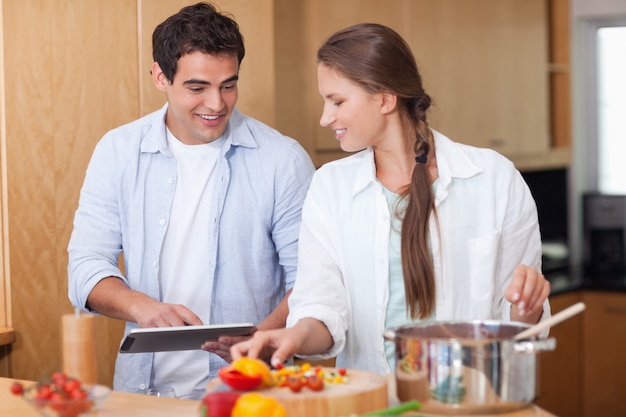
[535,292,582,417]
[582,291,626,417]
[406,0,550,157]
[302,0,550,166]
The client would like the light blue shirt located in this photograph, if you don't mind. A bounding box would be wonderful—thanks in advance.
[67,104,315,393]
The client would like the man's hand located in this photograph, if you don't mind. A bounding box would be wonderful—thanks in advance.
[86,277,202,327]
[201,329,262,363]
[131,301,203,328]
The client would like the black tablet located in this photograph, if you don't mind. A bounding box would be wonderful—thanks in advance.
[119,323,255,353]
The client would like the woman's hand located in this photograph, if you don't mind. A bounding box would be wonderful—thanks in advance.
[230,318,333,368]
[505,264,551,324]
[230,328,301,368]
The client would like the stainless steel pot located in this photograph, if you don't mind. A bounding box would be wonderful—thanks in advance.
[383,320,556,414]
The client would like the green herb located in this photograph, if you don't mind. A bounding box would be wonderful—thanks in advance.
[358,400,421,416]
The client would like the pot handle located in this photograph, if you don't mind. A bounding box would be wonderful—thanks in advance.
[513,337,556,353]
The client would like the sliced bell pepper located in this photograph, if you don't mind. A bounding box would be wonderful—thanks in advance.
[218,366,263,391]
[199,391,241,417]
[231,392,286,417]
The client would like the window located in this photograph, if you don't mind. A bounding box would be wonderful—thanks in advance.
[596,25,626,194]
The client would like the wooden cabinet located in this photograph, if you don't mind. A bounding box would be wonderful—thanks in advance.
[407,0,550,160]
[535,292,583,417]
[275,0,567,170]
[581,291,626,417]
[537,290,626,417]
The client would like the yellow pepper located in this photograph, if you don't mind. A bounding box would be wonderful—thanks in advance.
[232,357,274,388]
[231,393,287,417]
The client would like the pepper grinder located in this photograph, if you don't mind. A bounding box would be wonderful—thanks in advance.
[62,308,97,384]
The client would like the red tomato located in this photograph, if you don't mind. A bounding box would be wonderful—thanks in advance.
[69,388,88,400]
[35,384,53,400]
[285,375,304,393]
[51,372,67,389]
[62,379,81,394]
[218,367,263,391]
[338,368,347,376]
[305,374,324,392]
[10,382,23,396]
[49,391,68,412]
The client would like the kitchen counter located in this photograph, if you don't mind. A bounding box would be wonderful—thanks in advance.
[546,265,626,295]
[1,376,557,417]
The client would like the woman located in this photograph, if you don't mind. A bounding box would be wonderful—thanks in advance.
[230,23,551,374]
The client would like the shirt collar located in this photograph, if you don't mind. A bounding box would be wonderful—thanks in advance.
[140,104,257,155]
[352,129,483,198]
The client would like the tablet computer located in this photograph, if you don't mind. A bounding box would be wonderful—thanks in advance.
[119,323,255,353]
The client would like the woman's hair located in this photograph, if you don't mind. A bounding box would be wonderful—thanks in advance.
[318,23,436,319]
[152,2,245,83]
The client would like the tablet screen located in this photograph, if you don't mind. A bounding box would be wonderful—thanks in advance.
[119,323,255,353]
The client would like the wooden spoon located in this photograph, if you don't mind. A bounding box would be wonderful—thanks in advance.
[513,301,586,340]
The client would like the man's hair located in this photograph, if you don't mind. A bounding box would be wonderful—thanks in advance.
[152,2,245,82]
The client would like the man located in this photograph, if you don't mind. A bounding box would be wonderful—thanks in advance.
[67,2,314,399]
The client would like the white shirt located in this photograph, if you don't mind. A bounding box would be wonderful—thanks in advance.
[287,130,551,375]
[152,129,223,398]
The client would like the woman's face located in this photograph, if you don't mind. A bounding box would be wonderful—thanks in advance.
[317,64,387,152]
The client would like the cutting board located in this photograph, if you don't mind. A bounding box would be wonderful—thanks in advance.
[207,368,388,417]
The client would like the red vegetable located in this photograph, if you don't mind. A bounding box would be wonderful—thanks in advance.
[218,367,263,391]
[200,391,242,417]
[10,382,23,396]
[284,375,304,393]
[305,374,324,392]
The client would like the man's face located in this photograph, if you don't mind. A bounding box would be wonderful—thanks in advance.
[152,51,239,145]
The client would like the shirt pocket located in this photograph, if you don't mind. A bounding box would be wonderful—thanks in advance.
[467,234,499,301]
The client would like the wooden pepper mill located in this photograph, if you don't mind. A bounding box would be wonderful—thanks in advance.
[62,308,97,384]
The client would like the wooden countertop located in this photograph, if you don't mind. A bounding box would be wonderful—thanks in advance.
[0,376,557,417]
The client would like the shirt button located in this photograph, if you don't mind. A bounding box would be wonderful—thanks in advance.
[139,383,146,390]
[159,219,166,225]
[168,178,174,184]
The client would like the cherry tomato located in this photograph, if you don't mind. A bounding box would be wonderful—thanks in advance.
[338,368,347,376]
[285,375,304,393]
[10,382,23,396]
[51,371,67,389]
[35,384,53,400]
[62,378,81,394]
[49,391,68,412]
[305,374,324,392]
[69,388,88,400]
[218,367,263,391]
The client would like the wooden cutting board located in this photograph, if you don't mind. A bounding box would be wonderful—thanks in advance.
[207,368,388,417]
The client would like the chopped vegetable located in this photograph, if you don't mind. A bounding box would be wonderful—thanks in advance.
[218,367,263,391]
[231,392,287,417]
[199,391,241,417]
[358,400,421,416]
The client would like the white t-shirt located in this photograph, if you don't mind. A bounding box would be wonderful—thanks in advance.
[151,129,223,398]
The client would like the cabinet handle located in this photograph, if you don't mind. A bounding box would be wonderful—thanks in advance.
[606,306,626,316]
[488,138,507,148]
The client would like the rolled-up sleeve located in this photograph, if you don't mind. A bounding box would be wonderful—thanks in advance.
[67,136,126,311]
